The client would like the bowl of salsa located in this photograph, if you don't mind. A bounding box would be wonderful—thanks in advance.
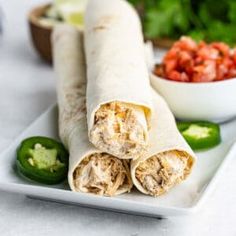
[151,37,236,122]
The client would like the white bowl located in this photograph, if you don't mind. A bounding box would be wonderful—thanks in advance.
[151,74,236,122]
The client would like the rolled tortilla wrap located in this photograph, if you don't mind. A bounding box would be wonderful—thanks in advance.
[131,89,196,197]
[53,25,132,196]
[84,0,152,159]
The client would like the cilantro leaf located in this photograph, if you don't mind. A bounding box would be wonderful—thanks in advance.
[127,0,236,45]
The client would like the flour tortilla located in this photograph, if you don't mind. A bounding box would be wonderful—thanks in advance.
[131,89,196,196]
[53,24,132,195]
[84,0,153,153]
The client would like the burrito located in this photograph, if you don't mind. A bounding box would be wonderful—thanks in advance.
[53,25,132,196]
[131,90,196,197]
[84,0,152,160]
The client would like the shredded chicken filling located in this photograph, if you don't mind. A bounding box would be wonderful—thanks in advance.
[73,153,132,196]
[135,151,191,196]
[90,102,148,158]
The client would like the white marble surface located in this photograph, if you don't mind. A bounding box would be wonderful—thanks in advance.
[0,1,236,235]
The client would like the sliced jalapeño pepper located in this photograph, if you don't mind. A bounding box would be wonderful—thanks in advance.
[177,121,221,151]
[16,136,69,184]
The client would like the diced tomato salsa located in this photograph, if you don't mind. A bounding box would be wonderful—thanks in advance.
[154,37,236,82]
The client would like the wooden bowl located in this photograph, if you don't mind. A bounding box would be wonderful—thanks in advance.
[28,3,175,62]
[148,37,175,49]
[28,4,53,63]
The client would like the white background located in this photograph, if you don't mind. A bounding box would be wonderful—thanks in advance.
[0,1,235,235]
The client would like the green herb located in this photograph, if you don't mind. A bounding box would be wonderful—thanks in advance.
[128,0,236,46]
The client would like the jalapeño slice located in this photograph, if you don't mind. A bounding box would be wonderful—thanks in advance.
[16,136,69,184]
[177,121,221,151]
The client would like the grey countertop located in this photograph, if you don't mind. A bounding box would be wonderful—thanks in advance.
[0,1,236,235]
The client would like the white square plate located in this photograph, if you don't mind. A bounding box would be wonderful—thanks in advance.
[0,105,235,218]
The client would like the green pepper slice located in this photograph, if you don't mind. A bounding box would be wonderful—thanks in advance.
[16,136,69,185]
[177,121,221,151]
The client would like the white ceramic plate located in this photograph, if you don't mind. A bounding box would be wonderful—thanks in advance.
[0,105,235,218]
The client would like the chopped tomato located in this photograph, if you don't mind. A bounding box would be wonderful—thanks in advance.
[197,46,218,60]
[168,71,189,82]
[154,37,236,82]
[173,36,197,52]
[168,71,181,81]
[192,60,216,82]
[216,64,228,81]
[168,70,189,82]
[164,59,177,74]
[232,50,236,65]
[211,42,230,57]
[227,68,236,78]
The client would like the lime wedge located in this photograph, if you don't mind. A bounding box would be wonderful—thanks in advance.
[64,12,84,26]
[54,0,88,28]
